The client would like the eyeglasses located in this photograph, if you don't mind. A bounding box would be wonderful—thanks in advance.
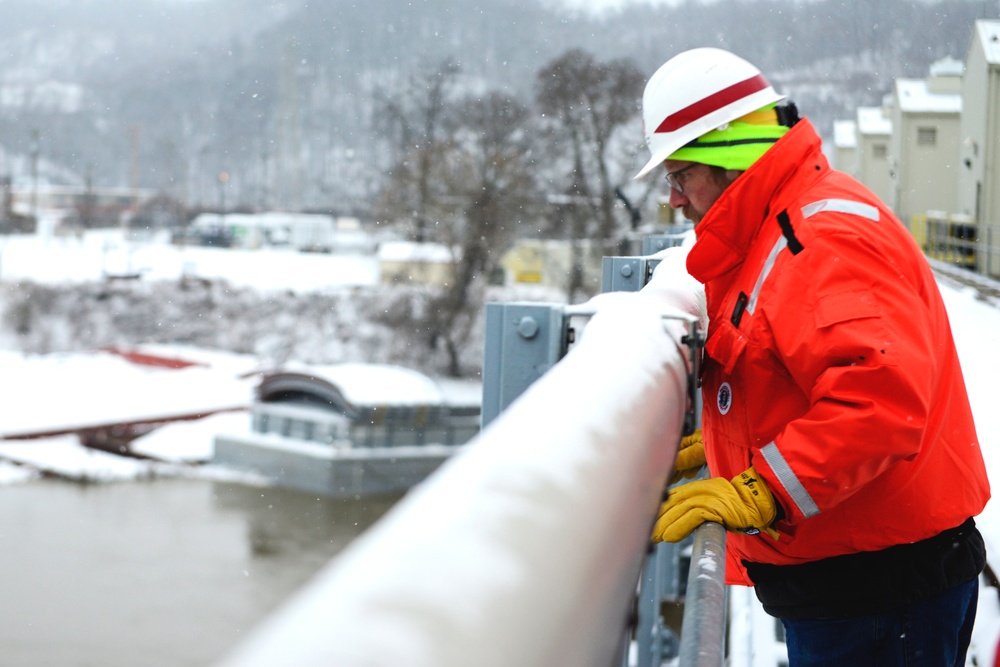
[664,162,699,194]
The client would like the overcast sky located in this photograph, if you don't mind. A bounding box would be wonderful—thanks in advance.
[560,0,676,13]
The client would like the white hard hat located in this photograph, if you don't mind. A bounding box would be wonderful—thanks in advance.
[634,48,785,179]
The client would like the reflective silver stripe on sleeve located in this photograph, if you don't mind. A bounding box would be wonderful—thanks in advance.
[747,236,787,316]
[802,199,880,221]
[746,199,880,315]
[761,442,820,518]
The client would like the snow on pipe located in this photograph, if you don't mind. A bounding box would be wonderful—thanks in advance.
[214,258,701,667]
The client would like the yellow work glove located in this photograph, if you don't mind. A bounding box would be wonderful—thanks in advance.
[652,466,780,543]
[671,428,706,484]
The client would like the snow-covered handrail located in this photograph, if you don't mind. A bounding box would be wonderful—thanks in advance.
[214,251,704,667]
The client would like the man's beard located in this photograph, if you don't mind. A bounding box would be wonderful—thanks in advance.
[683,205,705,224]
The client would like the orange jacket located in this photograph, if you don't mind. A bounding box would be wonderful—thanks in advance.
[686,119,990,586]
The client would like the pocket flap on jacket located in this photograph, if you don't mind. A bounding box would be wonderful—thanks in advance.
[705,321,748,376]
[814,290,878,329]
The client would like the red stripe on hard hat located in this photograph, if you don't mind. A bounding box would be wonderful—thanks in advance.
[655,74,770,134]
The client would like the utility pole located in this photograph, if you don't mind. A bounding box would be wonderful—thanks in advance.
[218,171,230,248]
[82,167,94,233]
[277,37,304,211]
[259,147,269,211]
[29,129,39,225]
[129,124,141,220]
[218,171,229,217]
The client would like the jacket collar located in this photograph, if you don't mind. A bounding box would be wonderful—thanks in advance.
[685,119,827,283]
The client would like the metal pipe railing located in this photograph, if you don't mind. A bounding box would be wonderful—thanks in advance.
[678,522,728,667]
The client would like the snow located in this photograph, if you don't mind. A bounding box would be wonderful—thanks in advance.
[856,106,891,136]
[833,120,856,149]
[130,411,252,463]
[938,280,1000,652]
[377,239,454,262]
[930,56,965,78]
[977,20,1000,65]
[0,459,39,484]
[270,362,448,406]
[0,349,254,438]
[895,78,962,114]
[0,435,156,481]
[0,226,379,292]
[0,227,998,663]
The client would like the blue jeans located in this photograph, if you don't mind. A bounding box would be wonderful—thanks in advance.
[780,577,979,667]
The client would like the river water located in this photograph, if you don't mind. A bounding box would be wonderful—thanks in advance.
[0,477,403,667]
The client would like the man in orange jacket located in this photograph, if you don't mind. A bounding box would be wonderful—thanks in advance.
[636,48,990,666]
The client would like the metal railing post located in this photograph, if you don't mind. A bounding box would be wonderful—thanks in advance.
[981,225,993,276]
[481,302,570,428]
[635,540,686,667]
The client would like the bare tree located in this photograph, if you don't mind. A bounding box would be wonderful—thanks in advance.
[534,49,645,301]
[374,84,542,376]
[407,92,541,376]
[418,91,541,375]
[373,58,461,242]
[535,49,645,241]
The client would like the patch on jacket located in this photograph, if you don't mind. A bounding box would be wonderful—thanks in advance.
[717,382,733,415]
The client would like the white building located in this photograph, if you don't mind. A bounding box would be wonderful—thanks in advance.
[855,106,893,205]
[499,238,617,294]
[887,57,964,227]
[377,240,456,286]
[957,20,1000,277]
[832,119,857,176]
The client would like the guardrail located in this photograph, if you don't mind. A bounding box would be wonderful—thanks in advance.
[910,213,1000,276]
[213,245,708,667]
[914,213,978,269]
